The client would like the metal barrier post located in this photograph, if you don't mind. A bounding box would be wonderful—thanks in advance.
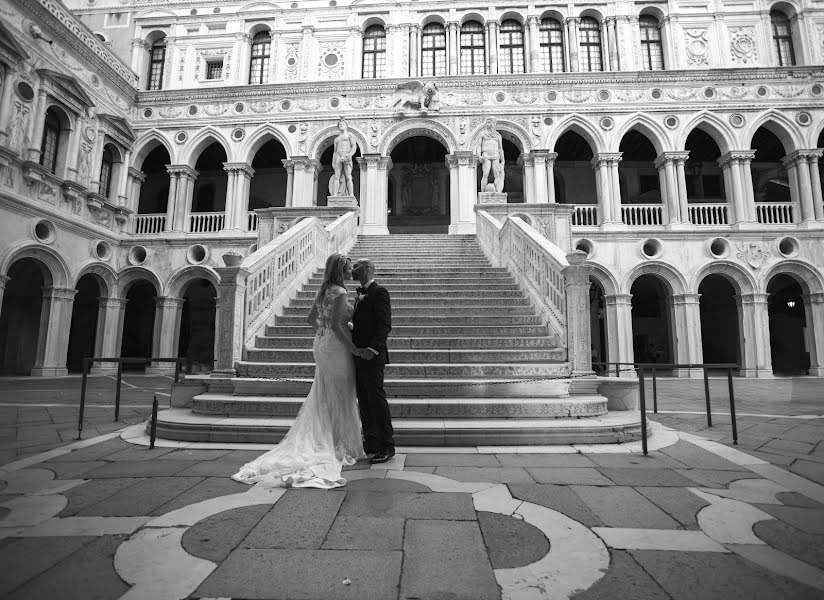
[652,367,658,413]
[638,367,648,456]
[727,367,738,445]
[615,363,620,378]
[149,395,159,449]
[77,357,89,440]
[702,367,713,427]
[114,359,123,421]
[173,358,181,384]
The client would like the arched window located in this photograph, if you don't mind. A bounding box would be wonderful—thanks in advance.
[460,20,486,75]
[771,11,796,66]
[147,40,166,90]
[421,23,447,77]
[249,31,271,84]
[639,16,664,70]
[99,146,114,198]
[499,20,525,74]
[579,17,603,72]
[39,108,60,174]
[539,18,564,73]
[362,25,386,79]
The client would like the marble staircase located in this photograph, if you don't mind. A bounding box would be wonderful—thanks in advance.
[155,234,642,445]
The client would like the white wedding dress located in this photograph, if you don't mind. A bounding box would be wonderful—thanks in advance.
[231,285,365,489]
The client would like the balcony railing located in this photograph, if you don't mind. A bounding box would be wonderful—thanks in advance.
[189,212,225,233]
[688,203,729,226]
[134,214,166,235]
[622,204,663,226]
[756,202,794,225]
[571,205,598,226]
[247,211,259,232]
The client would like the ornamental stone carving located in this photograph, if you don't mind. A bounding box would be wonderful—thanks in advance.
[7,100,30,156]
[736,241,772,269]
[284,44,299,81]
[685,29,709,66]
[730,28,757,64]
[390,81,441,115]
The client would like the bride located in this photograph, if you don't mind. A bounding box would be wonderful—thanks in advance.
[231,253,365,488]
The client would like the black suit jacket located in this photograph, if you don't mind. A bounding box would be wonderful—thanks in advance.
[352,281,391,365]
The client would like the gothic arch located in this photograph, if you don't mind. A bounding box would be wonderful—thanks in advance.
[677,113,735,155]
[469,119,532,154]
[621,261,688,295]
[762,259,824,294]
[691,261,757,296]
[117,267,163,297]
[587,262,619,296]
[745,111,802,154]
[612,114,671,155]
[380,118,457,156]
[546,116,604,155]
[309,124,368,160]
[73,261,118,298]
[240,124,293,164]
[165,265,220,298]
[132,130,175,169]
[0,242,71,288]
[43,102,76,133]
[182,127,232,168]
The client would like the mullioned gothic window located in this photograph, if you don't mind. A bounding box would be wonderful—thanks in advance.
[499,19,525,74]
[579,17,603,72]
[99,146,114,198]
[249,31,271,84]
[771,11,796,66]
[421,23,447,77]
[639,15,664,70]
[460,20,486,75]
[362,25,387,78]
[539,18,564,72]
[40,108,60,174]
[147,40,165,90]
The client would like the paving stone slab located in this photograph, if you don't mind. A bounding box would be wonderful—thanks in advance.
[46,438,133,462]
[789,460,824,485]
[195,548,402,600]
[81,459,201,478]
[321,516,405,551]
[599,468,696,487]
[150,476,249,516]
[182,504,272,563]
[783,427,824,445]
[586,453,688,469]
[775,491,824,509]
[477,510,549,569]
[344,478,430,493]
[525,467,614,486]
[4,535,130,600]
[102,447,176,461]
[495,453,597,468]
[508,484,605,527]
[152,448,232,461]
[752,519,824,569]
[402,519,499,600]
[572,486,680,529]
[570,550,670,600]
[339,491,477,520]
[432,466,535,483]
[630,549,822,600]
[675,468,761,488]
[0,536,93,597]
[242,489,345,549]
[39,461,107,479]
[659,441,743,471]
[404,453,502,467]
[174,459,259,477]
[753,504,824,535]
[59,477,143,517]
[76,476,203,517]
[761,438,816,455]
[635,487,710,530]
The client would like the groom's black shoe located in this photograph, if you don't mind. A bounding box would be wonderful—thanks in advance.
[370,449,395,464]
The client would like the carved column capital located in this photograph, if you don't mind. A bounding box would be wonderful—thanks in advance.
[155,296,186,309]
[223,162,255,178]
[43,286,77,301]
[591,152,622,170]
[166,165,199,181]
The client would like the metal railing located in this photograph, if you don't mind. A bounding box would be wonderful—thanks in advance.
[594,362,739,455]
[77,356,186,439]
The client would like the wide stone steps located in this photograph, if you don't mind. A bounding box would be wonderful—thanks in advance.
[265,324,552,337]
[245,348,565,364]
[255,335,559,349]
[304,277,519,286]
[289,295,530,306]
[273,314,545,326]
[282,304,535,316]
[236,362,568,379]
[296,287,522,297]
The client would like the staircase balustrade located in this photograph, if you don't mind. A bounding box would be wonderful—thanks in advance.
[688,203,729,226]
[621,204,663,226]
[571,205,599,226]
[134,214,166,234]
[190,212,226,233]
[756,202,795,224]
[247,211,259,232]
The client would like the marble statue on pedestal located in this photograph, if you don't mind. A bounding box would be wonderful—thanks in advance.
[329,118,357,197]
[477,118,505,193]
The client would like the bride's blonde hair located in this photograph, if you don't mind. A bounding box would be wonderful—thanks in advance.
[316,253,350,302]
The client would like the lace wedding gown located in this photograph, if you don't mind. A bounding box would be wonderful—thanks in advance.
[231,285,364,489]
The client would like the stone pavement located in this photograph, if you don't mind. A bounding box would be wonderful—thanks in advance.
[0,375,822,599]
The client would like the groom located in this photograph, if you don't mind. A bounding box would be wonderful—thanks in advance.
[351,258,395,464]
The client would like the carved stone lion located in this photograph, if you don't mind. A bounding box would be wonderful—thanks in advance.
[390,81,441,115]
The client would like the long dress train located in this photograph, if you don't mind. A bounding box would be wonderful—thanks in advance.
[231,285,364,489]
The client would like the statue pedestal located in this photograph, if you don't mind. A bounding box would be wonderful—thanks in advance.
[327,195,358,208]
[477,192,507,204]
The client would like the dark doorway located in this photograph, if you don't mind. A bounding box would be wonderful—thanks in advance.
[768,274,809,375]
[137,145,171,214]
[67,274,101,372]
[388,136,449,233]
[698,275,740,368]
[120,281,157,371]
[178,279,217,374]
[0,259,45,374]
[630,274,673,365]
[250,139,288,211]
[589,278,607,373]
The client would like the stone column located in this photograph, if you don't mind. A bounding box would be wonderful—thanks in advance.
[409,25,420,77]
[454,151,478,234]
[349,26,363,79]
[563,251,594,376]
[147,297,185,375]
[654,154,676,226]
[807,150,824,221]
[91,297,127,375]
[655,152,690,227]
[358,155,389,235]
[531,150,549,204]
[737,292,773,377]
[448,22,459,75]
[566,17,579,72]
[546,152,558,204]
[804,292,824,376]
[130,38,149,87]
[169,166,198,232]
[127,168,146,214]
[527,16,541,72]
[592,153,622,227]
[519,153,536,203]
[784,150,819,226]
[234,33,251,85]
[674,153,690,224]
[223,162,255,231]
[604,293,635,377]
[289,156,316,208]
[31,287,76,377]
[281,158,295,207]
[164,168,180,232]
[213,266,249,377]
[600,19,611,70]
[488,21,499,75]
[717,152,754,226]
[670,293,703,378]
[26,87,48,163]
[299,24,314,81]
[446,154,460,228]
[269,31,281,84]
[0,66,17,146]
[607,18,619,71]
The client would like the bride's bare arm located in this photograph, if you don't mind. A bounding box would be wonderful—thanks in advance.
[330,291,356,352]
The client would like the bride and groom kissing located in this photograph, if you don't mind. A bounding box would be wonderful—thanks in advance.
[232,253,395,489]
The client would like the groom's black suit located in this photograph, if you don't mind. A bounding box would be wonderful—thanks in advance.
[352,281,394,454]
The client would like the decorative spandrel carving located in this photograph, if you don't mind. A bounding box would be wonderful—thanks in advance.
[284,44,299,81]
[7,100,30,156]
[77,142,93,187]
[685,29,709,66]
[730,28,757,65]
[736,241,772,269]
[390,81,441,115]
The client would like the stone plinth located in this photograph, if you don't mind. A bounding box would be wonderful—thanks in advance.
[477,192,507,204]
[327,195,358,208]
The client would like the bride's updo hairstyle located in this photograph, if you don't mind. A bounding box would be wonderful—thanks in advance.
[317,253,350,301]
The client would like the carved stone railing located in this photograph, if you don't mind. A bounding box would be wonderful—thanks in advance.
[571,204,599,226]
[476,203,573,252]
[756,202,794,225]
[255,206,359,246]
[247,211,259,232]
[212,209,359,376]
[621,204,663,226]
[135,214,166,235]
[688,203,729,226]
[190,212,226,233]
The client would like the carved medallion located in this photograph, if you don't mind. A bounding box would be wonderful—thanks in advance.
[736,241,772,269]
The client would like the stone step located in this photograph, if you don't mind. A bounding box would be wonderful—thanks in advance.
[283,304,535,315]
[305,277,519,286]
[265,324,551,337]
[192,394,606,419]
[295,288,527,298]
[358,268,510,276]
[236,362,568,379]
[255,336,559,349]
[288,296,531,307]
[273,314,544,326]
[245,348,565,364]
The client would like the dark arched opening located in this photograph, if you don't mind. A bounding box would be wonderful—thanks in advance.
[0,259,46,374]
[767,274,809,375]
[316,143,361,207]
[120,281,157,371]
[589,278,607,373]
[250,139,288,211]
[630,274,673,365]
[178,279,217,374]
[554,131,596,206]
[66,274,101,372]
[618,130,659,206]
[137,146,171,214]
[388,136,450,233]
[685,129,725,202]
[751,127,790,205]
[698,275,740,369]
[192,143,228,213]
